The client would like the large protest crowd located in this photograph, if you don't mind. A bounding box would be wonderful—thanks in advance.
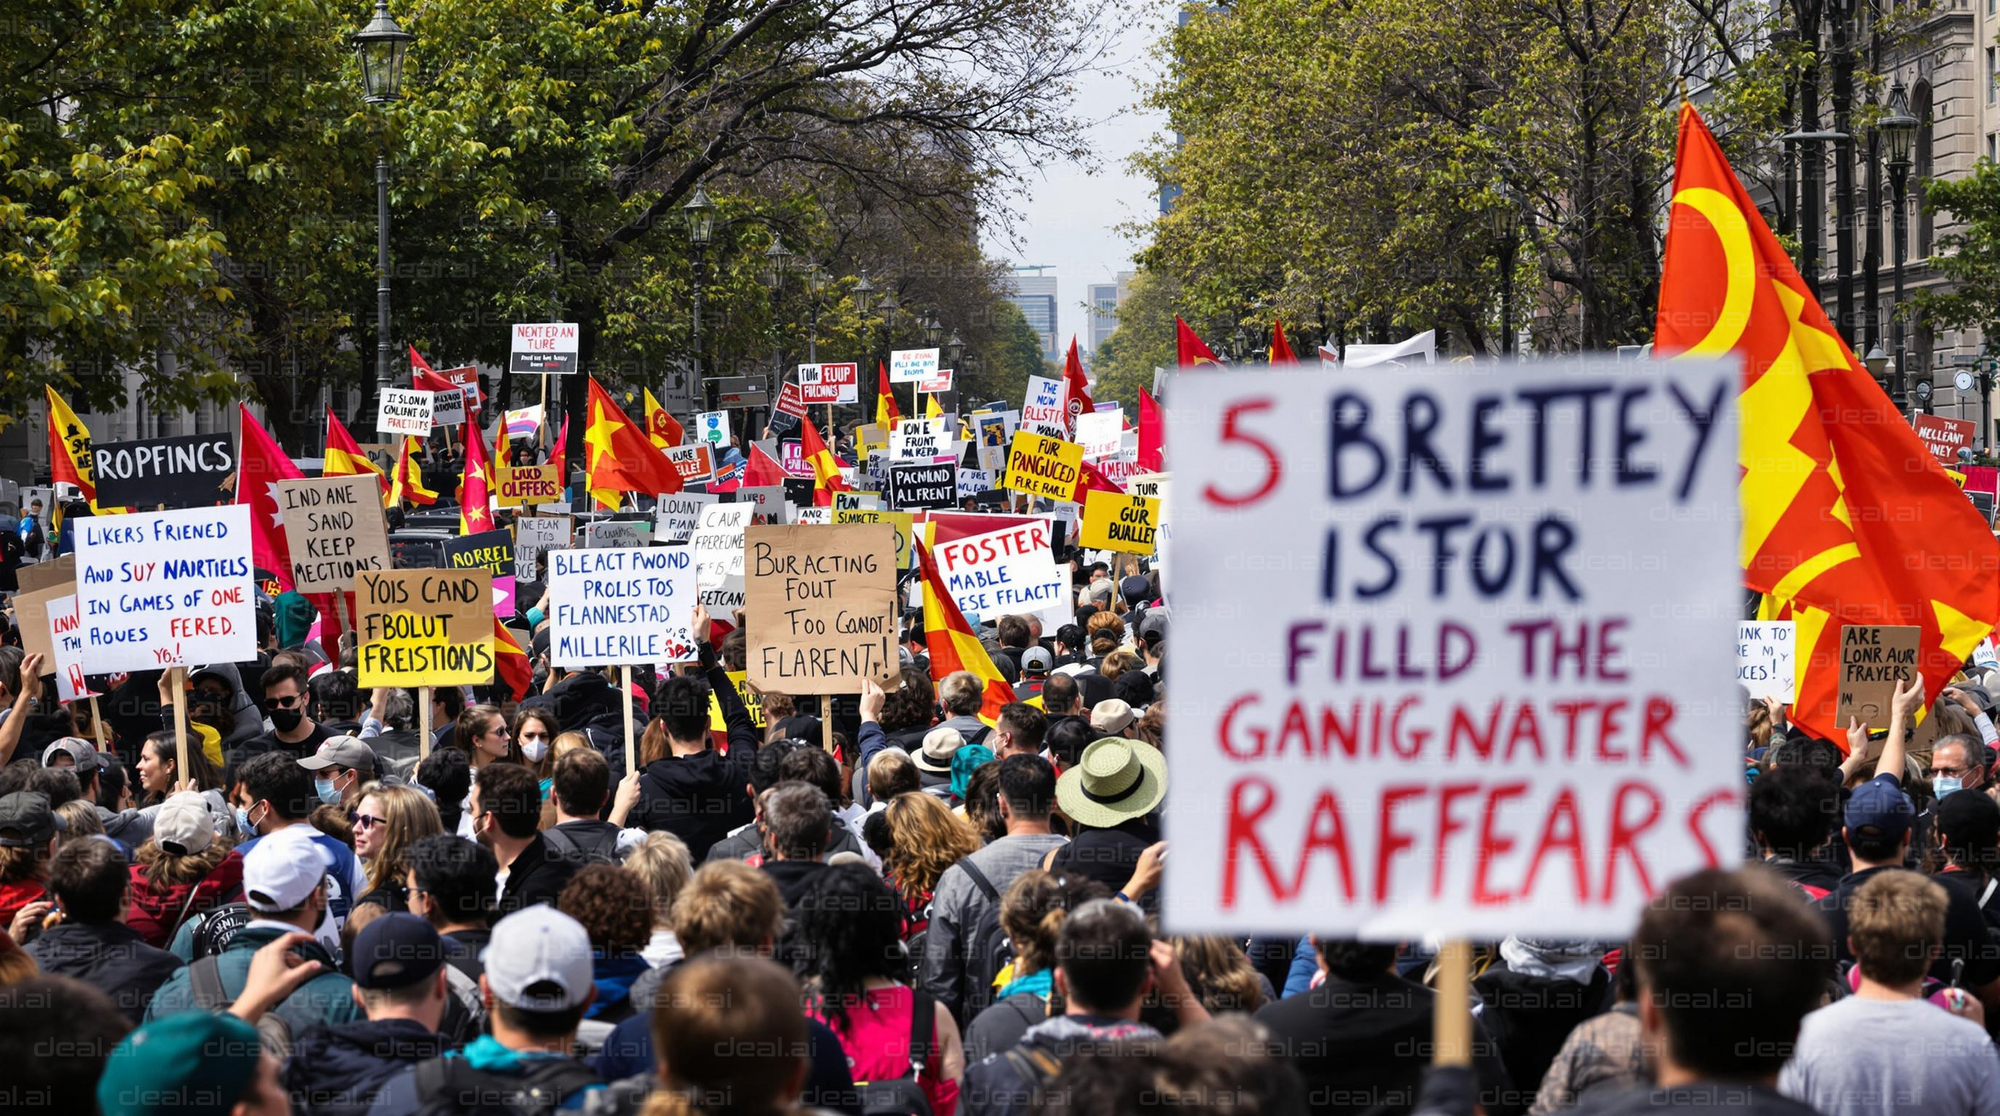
[0,460,1998,1116]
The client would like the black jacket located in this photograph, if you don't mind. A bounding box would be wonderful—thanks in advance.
[25,920,183,1022]
[703,812,867,865]
[1472,962,1616,1113]
[628,657,761,861]
[497,834,581,915]
[442,928,491,982]
[284,1017,451,1116]
[761,859,830,909]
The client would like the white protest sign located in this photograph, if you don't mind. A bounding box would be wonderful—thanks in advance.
[788,506,833,525]
[1163,358,1742,940]
[665,444,715,486]
[692,502,755,609]
[547,547,699,667]
[800,362,860,404]
[1737,621,1797,704]
[655,492,718,544]
[516,516,572,580]
[695,411,730,447]
[889,348,940,384]
[972,412,1017,473]
[585,520,645,549]
[510,322,580,375]
[917,367,955,394]
[891,417,951,461]
[931,517,1070,633]
[735,487,784,521]
[1074,409,1123,460]
[49,593,95,702]
[1021,376,1067,438]
[77,505,256,671]
[958,468,996,499]
[377,389,435,438]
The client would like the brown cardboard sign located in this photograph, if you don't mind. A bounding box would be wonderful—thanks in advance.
[743,524,900,695]
[277,476,392,593]
[1836,624,1921,728]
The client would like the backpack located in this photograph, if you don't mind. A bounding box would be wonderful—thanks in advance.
[411,1053,601,1116]
[187,954,295,1058]
[855,988,937,1116]
[997,1043,1065,1109]
[955,858,1013,1019]
[541,824,621,866]
[185,902,252,960]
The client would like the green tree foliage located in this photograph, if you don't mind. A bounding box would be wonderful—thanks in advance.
[1914,162,2000,333]
[1091,270,1178,413]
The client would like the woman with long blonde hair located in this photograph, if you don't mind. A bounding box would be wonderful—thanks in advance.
[352,781,444,911]
[126,792,243,948]
[882,792,982,939]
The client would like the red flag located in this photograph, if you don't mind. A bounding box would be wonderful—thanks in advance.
[1061,338,1093,438]
[584,377,684,504]
[494,621,531,701]
[1074,458,1127,503]
[744,442,788,487]
[1658,103,2000,739]
[323,413,389,498]
[460,421,496,534]
[408,345,434,376]
[1176,318,1221,367]
[1269,320,1299,364]
[549,414,569,469]
[237,405,304,591]
[1138,387,1164,472]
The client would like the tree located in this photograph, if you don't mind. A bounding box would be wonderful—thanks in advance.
[1911,162,2000,333]
[1090,270,1178,414]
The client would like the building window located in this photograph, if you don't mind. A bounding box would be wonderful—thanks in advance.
[1990,133,1998,163]
[1990,48,1996,104]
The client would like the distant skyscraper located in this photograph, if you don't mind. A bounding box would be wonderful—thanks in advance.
[1002,268,1060,364]
[1086,270,1137,355]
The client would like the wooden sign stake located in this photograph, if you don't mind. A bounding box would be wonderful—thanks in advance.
[620,665,636,777]
[418,685,433,760]
[169,667,190,783]
[1432,938,1473,1067]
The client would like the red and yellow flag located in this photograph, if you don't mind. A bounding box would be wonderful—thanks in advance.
[1657,103,2000,740]
[876,360,903,429]
[644,388,684,450]
[459,422,496,534]
[1138,387,1164,472]
[800,413,849,506]
[494,620,532,700]
[323,413,390,503]
[1176,318,1221,367]
[45,386,102,509]
[1269,320,1299,364]
[584,377,684,508]
[915,540,1017,724]
[388,436,438,507]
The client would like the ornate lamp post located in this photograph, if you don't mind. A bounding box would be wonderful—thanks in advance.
[351,0,413,399]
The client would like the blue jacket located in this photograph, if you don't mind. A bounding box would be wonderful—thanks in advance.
[145,923,363,1035]
[284,1016,450,1116]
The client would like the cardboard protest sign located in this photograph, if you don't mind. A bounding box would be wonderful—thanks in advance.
[16,555,74,595]
[377,389,435,437]
[889,462,956,510]
[77,506,256,671]
[832,491,880,512]
[654,493,717,544]
[547,546,699,667]
[515,515,571,580]
[695,411,729,447]
[276,476,392,593]
[585,520,645,549]
[1021,376,1067,438]
[957,468,996,501]
[1836,625,1921,726]
[693,502,755,610]
[890,417,950,461]
[1163,357,1743,939]
[1912,414,1977,464]
[800,362,859,405]
[735,487,783,521]
[1737,621,1796,704]
[889,348,939,384]
[93,434,236,509]
[510,322,579,375]
[1074,409,1123,461]
[833,508,914,569]
[1080,489,1159,556]
[973,412,1016,472]
[1003,431,1083,501]
[665,444,715,487]
[928,513,1069,632]
[496,464,564,508]
[355,569,495,687]
[15,585,98,702]
[707,671,768,730]
[443,529,514,577]
[917,367,954,394]
[744,525,900,694]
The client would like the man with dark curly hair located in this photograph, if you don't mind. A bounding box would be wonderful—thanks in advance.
[557,864,653,1034]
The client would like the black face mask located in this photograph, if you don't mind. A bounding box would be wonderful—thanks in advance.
[270,708,304,732]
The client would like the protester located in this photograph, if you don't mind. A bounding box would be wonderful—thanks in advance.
[935,672,989,742]
[558,863,654,1034]
[962,868,1112,1061]
[365,905,605,1114]
[624,831,692,969]
[884,791,984,939]
[921,754,1067,1023]
[1047,737,1164,905]
[628,606,767,861]
[473,760,577,914]
[1471,938,1616,1112]
[454,703,522,776]
[798,863,964,1116]
[515,707,560,791]
[992,704,1046,761]
[403,833,498,981]
[232,750,368,936]
[1748,763,1842,899]
[25,837,184,1020]
[0,976,131,1113]
[1934,789,2000,933]
[914,726,968,796]
[543,746,644,864]
[244,662,333,762]
[352,781,444,912]
[0,789,58,933]
[1781,870,2000,1116]
[297,735,378,811]
[1163,934,1268,1017]
[418,744,473,834]
[1529,948,1646,1114]
[635,956,829,1116]
[134,729,227,808]
[283,912,455,1116]
[126,790,245,949]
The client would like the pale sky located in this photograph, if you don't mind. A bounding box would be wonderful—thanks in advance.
[982,8,1172,353]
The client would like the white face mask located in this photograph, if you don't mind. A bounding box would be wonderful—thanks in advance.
[521,735,550,763]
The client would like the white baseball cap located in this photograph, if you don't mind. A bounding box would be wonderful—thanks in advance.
[242,829,328,912]
[482,905,594,1011]
[153,792,215,856]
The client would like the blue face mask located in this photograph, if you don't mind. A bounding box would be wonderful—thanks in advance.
[315,778,341,806]
[235,806,255,835]
[1936,776,1964,800]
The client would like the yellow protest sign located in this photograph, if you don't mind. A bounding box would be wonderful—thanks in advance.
[834,507,914,568]
[707,671,768,731]
[1947,468,1969,489]
[855,424,889,457]
[496,464,564,508]
[1004,430,1084,502]
[356,569,496,687]
[1080,490,1160,556]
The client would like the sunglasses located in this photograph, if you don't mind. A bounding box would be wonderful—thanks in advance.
[353,814,387,831]
[267,694,303,709]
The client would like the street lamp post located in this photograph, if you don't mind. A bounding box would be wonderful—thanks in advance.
[682,186,715,407]
[1489,180,1517,357]
[352,0,413,401]
[803,261,828,363]
[1881,81,1918,415]
[944,330,965,416]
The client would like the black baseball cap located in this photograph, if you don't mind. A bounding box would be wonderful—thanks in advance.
[0,792,62,848]
[351,912,447,990]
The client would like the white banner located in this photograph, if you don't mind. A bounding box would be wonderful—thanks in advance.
[1737,621,1797,704]
[931,517,1069,632]
[692,502,755,609]
[889,348,940,384]
[1074,409,1123,460]
[654,492,718,544]
[548,546,699,667]
[78,505,256,672]
[515,516,572,580]
[377,389,435,437]
[1021,376,1067,438]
